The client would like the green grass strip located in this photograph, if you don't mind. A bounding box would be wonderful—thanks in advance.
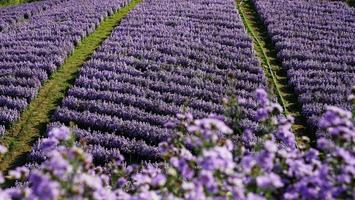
[0,0,33,7]
[235,0,314,147]
[236,0,288,115]
[0,0,141,171]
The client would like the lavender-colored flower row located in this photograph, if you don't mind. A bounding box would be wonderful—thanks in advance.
[29,123,160,163]
[253,0,355,127]
[0,0,131,136]
[0,0,66,33]
[48,0,268,161]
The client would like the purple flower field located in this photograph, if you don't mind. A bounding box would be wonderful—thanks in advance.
[0,0,65,32]
[43,0,268,162]
[0,0,130,135]
[253,0,355,127]
[0,0,354,199]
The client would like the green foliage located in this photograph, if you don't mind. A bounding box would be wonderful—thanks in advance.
[0,0,38,6]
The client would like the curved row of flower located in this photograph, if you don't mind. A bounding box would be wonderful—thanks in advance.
[0,0,131,135]
[0,0,66,33]
[252,0,355,128]
[31,0,269,162]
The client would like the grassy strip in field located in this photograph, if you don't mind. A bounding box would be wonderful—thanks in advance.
[0,0,141,171]
[0,0,35,6]
[236,0,314,146]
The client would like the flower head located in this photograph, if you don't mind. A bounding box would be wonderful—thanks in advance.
[29,171,60,200]
[0,145,7,154]
[256,172,284,189]
[255,89,269,106]
[39,137,59,152]
[48,126,71,141]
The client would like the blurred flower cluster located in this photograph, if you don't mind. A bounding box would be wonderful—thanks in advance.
[0,88,354,199]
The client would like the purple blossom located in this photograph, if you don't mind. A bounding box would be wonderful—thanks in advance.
[77,173,103,190]
[336,148,355,165]
[241,155,257,174]
[116,178,127,188]
[8,166,29,180]
[29,171,60,200]
[189,118,233,135]
[286,158,314,178]
[255,108,269,122]
[316,138,335,151]
[0,145,7,154]
[247,193,266,200]
[48,126,71,141]
[242,129,257,147]
[199,146,235,174]
[257,150,275,171]
[199,170,218,193]
[93,188,117,200]
[256,172,284,189]
[304,148,319,163]
[39,138,59,152]
[135,191,160,200]
[170,157,194,179]
[47,151,73,177]
[133,165,166,188]
[255,89,269,107]
[182,182,206,200]
[0,190,11,200]
[275,121,296,149]
[264,140,278,153]
[151,174,166,187]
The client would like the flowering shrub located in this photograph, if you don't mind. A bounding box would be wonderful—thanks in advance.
[0,88,354,199]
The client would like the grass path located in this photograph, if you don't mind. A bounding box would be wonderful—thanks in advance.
[236,0,314,147]
[0,0,141,171]
[0,0,33,6]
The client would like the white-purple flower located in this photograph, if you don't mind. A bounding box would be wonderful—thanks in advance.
[8,166,29,180]
[255,89,269,107]
[39,137,59,152]
[199,146,235,174]
[247,193,266,200]
[199,170,218,193]
[0,145,7,154]
[29,171,60,200]
[170,157,194,179]
[47,151,73,177]
[256,172,284,189]
[0,190,11,200]
[189,118,233,135]
[48,126,71,141]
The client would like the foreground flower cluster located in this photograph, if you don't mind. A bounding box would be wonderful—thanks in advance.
[0,88,354,199]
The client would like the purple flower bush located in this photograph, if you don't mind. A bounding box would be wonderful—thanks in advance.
[0,88,354,199]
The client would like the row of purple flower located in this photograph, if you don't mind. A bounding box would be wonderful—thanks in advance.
[0,0,131,135]
[253,0,355,127]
